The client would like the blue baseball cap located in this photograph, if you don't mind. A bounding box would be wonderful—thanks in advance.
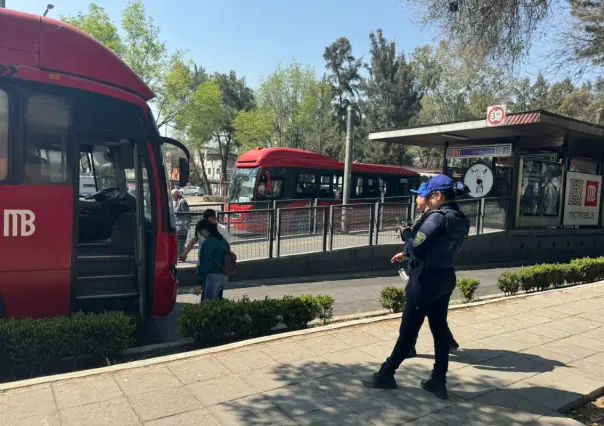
[410,182,428,195]
[418,175,456,198]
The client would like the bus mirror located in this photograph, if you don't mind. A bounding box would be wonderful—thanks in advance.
[178,157,189,187]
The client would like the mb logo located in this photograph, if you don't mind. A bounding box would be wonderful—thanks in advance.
[585,181,599,207]
[3,210,36,237]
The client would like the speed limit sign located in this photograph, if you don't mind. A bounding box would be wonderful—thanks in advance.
[486,105,506,127]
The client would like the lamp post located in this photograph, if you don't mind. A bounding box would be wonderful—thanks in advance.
[43,4,54,17]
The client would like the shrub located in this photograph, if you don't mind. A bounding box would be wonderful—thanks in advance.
[457,278,481,301]
[178,294,335,345]
[380,286,406,313]
[569,257,604,284]
[518,267,538,293]
[498,272,520,295]
[0,312,134,374]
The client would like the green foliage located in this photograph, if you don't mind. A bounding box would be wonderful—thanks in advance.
[568,257,604,283]
[178,294,335,345]
[61,4,124,54]
[379,286,406,313]
[457,278,481,301]
[497,271,521,295]
[233,109,275,151]
[0,312,134,374]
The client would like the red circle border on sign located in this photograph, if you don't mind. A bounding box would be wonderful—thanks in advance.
[487,106,505,126]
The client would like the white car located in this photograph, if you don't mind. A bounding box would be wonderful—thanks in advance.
[181,186,203,196]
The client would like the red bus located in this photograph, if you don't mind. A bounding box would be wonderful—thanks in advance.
[227,147,432,231]
[0,9,190,320]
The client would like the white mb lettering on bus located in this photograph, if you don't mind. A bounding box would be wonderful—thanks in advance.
[3,210,36,237]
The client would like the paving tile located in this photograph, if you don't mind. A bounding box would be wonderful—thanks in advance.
[0,411,61,426]
[310,371,383,403]
[293,403,370,426]
[144,408,219,426]
[52,374,123,409]
[578,310,604,324]
[0,384,56,419]
[523,324,575,341]
[580,326,604,341]
[239,365,306,392]
[520,345,578,366]
[509,312,560,325]
[165,356,232,384]
[361,324,401,342]
[539,340,598,362]
[446,340,508,366]
[430,401,498,425]
[388,379,461,416]
[403,415,445,425]
[582,351,604,366]
[128,385,199,422]
[526,411,589,425]
[357,341,396,360]
[260,341,314,363]
[58,397,140,426]
[330,327,387,348]
[568,358,604,381]
[186,374,257,406]
[296,335,353,356]
[345,390,424,425]
[319,347,381,373]
[114,365,181,396]
[285,356,346,380]
[546,316,601,334]
[208,394,296,425]
[262,381,338,417]
[472,389,551,423]
[216,349,279,374]
[557,334,604,352]
[479,333,538,352]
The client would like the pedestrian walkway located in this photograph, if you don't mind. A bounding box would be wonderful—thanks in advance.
[2,283,604,425]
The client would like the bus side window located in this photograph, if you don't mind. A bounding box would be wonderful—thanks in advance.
[332,174,343,199]
[296,172,316,198]
[24,96,71,185]
[0,90,8,182]
[355,176,364,197]
[319,175,331,198]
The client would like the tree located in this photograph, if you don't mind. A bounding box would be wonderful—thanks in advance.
[213,72,254,189]
[176,79,227,194]
[362,29,423,165]
[323,37,363,132]
[530,74,550,110]
[61,4,123,54]
[234,109,275,151]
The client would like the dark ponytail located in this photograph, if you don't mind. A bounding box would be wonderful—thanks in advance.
[441,182,469,201]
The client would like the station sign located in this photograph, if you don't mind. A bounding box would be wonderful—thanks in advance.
[523,153,558,162]
[563,171,602,226]
[447,144,512,159]
[463,162,494,198]
[486,105,507,127]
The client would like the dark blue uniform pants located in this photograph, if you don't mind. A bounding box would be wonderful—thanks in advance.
[385,268,455,380]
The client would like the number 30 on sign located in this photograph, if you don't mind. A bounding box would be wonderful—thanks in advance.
[486,105,506,127]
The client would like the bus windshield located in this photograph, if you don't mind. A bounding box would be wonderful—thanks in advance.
[229,167,259,202]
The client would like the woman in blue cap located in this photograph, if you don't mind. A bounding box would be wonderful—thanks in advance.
[405,182,459,358]
[364,174,470,399]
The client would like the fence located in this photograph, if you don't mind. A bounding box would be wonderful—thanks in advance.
[176,196,510,263]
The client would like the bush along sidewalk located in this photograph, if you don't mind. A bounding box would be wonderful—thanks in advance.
[457,278,481,301]
[0,312,135,378]
[498,256,604,295]
[178,294,335,345]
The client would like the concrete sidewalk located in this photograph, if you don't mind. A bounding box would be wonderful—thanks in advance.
[3,284,604,425]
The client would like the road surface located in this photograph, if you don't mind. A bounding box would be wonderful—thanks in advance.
[137,266,521,346]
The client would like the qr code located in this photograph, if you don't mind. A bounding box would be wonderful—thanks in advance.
[568,179,584,206]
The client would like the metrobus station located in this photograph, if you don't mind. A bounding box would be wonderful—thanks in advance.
[369,109,604,265]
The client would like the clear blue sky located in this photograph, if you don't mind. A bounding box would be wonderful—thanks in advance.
[12,0,558,88]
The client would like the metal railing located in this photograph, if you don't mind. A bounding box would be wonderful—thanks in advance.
[177,196,510,263]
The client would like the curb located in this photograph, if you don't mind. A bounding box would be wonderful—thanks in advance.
[1,280,602,392]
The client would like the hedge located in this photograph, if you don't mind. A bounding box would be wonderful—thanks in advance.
[457,278,481,301]
[0,312,135,375]
[496,257,604,295]
[178,294,335,345]
[380,286,406,313]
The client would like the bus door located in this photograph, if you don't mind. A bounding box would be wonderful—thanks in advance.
[74,136,148,317]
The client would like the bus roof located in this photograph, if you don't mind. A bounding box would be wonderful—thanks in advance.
[0,8,154,101]
[236,147,419,176]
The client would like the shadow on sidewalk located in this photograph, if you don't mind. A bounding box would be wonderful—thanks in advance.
[211,354,577,425]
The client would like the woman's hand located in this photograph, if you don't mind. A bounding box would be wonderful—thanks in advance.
[391,253,405,263]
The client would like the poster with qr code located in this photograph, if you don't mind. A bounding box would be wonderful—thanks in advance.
[563,171,602,226]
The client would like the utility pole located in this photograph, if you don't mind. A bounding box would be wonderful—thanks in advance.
[342,105,354,233]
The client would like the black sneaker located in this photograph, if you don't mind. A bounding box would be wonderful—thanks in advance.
[407,348,418,359]
[449,341,460,353]
[420,376,448,400]
[362,364,398,389]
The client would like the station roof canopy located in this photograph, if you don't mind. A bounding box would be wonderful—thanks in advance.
[369,110,604,149]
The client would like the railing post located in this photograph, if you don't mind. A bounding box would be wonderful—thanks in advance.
[329,205,335,251]
[276,208,282,257]
[478,198,485,235]
[312,198,319,235]
[410,195,416,221]
[322,207,328,252]
[369,203,375,246]
[268,209,275,258]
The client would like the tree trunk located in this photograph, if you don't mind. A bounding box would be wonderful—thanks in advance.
[197,148,213,195]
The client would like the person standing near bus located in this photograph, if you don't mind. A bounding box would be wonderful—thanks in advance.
[363,175,470,400]
[179,209,231,262]
[171,189,190,256]
[406,183,459,359]
[194,219,230,300]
